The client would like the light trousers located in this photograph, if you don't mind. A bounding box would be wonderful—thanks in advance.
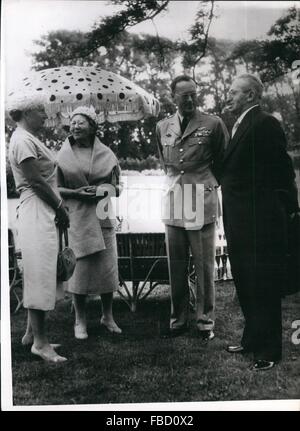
[165,223,216,331]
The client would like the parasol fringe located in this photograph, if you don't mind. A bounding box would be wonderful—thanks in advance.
[7,66,160,128]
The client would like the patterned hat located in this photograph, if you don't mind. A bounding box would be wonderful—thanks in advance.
[70,106,98,124]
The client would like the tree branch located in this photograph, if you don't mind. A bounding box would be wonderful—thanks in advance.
[151,18,165,71]
[64,1,170,63]
[192,1,215,80]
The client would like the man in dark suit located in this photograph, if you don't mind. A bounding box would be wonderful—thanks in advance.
[221,74,299,370]
[156,75,228,340]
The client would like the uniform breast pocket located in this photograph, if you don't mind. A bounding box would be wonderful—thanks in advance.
[188,137,200,146]
[189,136,210,146]
[187,137,211,161]
[197,136,211,145]
[163,138,176,162]
[163,140,175,148]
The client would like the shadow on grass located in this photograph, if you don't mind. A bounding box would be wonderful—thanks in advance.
[10,282,300,406]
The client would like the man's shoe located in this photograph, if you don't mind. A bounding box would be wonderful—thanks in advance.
[161,325,188,338]
[199,330,215,341]
[250,360,275,371]
[226,345,248,354]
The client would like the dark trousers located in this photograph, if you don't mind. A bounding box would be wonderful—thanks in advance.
[222,194,285,362]
[228,251,282,362]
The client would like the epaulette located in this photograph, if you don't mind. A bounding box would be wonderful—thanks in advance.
[157,113,176,125]
[204,112,222,121]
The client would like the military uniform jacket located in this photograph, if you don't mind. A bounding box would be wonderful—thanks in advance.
[156,110,228,229]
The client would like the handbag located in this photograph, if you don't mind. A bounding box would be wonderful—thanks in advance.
[57,228,76,282]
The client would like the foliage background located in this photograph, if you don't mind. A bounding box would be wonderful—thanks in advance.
[5,2,300,197]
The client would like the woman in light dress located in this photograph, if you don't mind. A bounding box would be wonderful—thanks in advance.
[57,106,122,339]
[9,102,69,363]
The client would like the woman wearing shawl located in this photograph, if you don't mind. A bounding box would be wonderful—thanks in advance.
[57,106,122,339]
[8,102,69,363]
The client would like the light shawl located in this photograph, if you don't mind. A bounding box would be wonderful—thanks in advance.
[57,135,118,258]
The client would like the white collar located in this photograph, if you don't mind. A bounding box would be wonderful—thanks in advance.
[234,104,259,127]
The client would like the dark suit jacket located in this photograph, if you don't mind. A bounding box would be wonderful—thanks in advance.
[220,106,299,281]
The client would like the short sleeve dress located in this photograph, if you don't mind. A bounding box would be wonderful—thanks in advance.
[9,126,62,311]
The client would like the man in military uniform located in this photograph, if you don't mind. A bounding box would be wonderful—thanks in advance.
[156,75,228,339]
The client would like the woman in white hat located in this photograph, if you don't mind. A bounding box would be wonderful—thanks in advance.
[57,106,122,339]
[8,101,69,363]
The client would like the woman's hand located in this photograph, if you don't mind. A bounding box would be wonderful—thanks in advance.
[55,204,70,229]
[74,186,97,201]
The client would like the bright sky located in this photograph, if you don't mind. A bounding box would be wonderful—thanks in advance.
[2,0,299,92]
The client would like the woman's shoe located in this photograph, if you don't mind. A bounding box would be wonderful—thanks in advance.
[49,344,62,349]
[100,317,122,334]
[22,333,34,346]
[31,345,67,363]
[22,334,61,350]
[74,323,88,339]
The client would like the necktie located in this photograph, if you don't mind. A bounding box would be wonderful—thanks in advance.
[180,117,189,134]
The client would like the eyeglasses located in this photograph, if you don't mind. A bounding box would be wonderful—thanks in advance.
[70,121,88,127]
[228,89,251,97]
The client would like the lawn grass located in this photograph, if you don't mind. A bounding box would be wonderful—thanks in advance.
[9,282,300,406]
